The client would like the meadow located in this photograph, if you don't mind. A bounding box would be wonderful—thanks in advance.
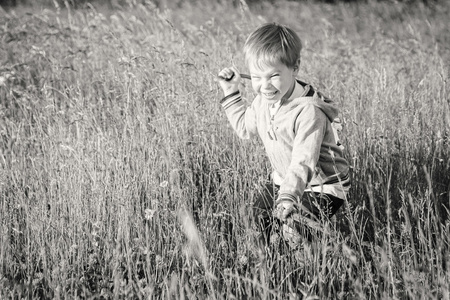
[0,0,449,298]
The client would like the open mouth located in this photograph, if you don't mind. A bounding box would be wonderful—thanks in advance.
[263,91,278,98]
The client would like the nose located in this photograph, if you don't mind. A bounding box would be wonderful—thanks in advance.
[261,78,273,89]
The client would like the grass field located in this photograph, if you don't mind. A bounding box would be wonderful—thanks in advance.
[0,0,449,298]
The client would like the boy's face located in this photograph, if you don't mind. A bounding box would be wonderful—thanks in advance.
[248,60,299,104]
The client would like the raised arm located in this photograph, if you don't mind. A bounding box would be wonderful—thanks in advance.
[217,67,257,139]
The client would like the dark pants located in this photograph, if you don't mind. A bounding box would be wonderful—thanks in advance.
[253,181,344,245]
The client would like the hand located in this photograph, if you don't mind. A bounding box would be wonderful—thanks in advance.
[217,67,241,96]
[273,198,298,222]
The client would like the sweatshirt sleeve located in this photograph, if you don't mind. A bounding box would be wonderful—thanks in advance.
[278,104,327,202]
[220,91,258,139]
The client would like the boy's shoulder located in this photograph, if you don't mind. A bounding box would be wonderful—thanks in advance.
[288,82,339,122]
[292,81,336,106]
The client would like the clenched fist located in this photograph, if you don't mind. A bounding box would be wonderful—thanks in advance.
[273,198,298,222]
[217,67,241,97]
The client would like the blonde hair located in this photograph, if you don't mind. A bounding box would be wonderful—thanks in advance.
[244,23,302,69]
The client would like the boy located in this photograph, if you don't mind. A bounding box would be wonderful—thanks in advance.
[217,23,350,249]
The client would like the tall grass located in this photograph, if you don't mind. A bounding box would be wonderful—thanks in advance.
[0,0,449,298]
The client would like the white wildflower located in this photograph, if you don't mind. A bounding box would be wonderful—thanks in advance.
[159,180,168,188]
[144,208,156,221]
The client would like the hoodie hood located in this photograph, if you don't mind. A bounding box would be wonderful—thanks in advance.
[309,89,339,122]
[282,80,339,122]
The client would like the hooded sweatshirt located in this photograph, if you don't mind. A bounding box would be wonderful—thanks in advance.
[220,79,350,202]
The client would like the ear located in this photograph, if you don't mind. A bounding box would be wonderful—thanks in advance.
[292,58,301,74]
